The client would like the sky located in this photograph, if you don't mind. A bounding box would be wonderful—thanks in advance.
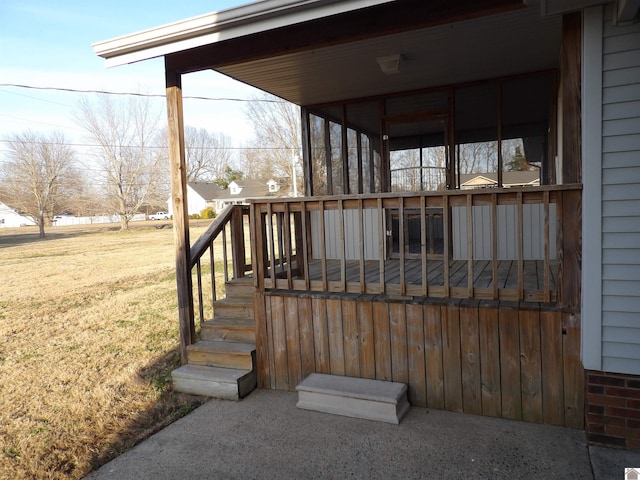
[0,0,263,164]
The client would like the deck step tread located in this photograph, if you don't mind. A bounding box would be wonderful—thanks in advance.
[187,340,255,354]
[204,317,254,328]
[214,297,254,306]
[226,276,253,286]
[173,364,252,382]
[296,373,410,424]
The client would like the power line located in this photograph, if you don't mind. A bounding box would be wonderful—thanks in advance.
[0,83,285,103]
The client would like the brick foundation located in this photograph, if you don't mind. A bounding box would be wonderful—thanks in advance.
[586,370,640,450]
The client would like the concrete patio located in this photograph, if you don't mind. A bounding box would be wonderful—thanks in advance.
[86,389,639,480]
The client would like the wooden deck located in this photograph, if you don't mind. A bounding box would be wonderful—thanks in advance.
[266,258,558,303]
[307,258,556,290]
[255,291,584,429]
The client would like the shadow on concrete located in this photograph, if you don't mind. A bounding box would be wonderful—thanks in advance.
[85,346,206,477]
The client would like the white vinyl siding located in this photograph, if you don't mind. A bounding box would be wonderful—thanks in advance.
[600,6,640,375]
[310,209,383,260]
[452,204,557,260]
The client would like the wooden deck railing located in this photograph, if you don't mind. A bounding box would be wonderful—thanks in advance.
[250,185,582,305]
[189,205,251,326]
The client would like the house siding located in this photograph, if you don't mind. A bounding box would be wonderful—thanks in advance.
[601,7,640,375]
[310,209,383,260]
[452,204,557,261]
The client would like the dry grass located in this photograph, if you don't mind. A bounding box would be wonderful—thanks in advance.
[0,221,218,480]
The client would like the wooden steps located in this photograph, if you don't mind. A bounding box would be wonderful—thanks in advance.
[171,278,257,400]
[201,317,255,343]
[187,340,255,370]
[212,297,254,319]
[296,373,410,424]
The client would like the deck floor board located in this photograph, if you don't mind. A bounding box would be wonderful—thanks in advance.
[278,258,558,301]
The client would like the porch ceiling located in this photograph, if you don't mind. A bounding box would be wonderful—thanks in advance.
[213,4,562,106]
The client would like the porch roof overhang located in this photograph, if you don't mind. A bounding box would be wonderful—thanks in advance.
[94,0,573,107]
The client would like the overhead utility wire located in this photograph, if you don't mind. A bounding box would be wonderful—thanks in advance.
[0,83,285,103]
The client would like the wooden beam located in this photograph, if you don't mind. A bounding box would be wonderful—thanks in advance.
[231,206,246,279]
[561,12,582,184]
[166,67,193,364]
[301,107,313,196]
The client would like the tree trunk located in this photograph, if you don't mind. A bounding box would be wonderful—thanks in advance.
[118,197,129,231]
[38,214,45,238]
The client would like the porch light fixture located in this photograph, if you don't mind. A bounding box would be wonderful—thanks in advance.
[376,54,402,74]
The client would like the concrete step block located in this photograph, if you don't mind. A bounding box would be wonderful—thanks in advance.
[296,373,410,424]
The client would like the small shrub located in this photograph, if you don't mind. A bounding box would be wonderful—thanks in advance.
[189,213,201,220]
[200,207,216,219]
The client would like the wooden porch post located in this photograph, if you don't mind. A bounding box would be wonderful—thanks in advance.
[231,206,246,279]
[166,67,194,363]
[558,12,582,310]
[561,12,582,184]
[301,107,313,196]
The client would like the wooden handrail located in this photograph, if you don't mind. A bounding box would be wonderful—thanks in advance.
[188,204,251,330]
[190,204,249,268]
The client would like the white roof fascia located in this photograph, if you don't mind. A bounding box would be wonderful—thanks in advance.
[93,0,396,68]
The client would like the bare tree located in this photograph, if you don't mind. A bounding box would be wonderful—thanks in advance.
[76,94,166,230]
[458,141,498,174]
[157,126,233,182]
[1,131,77,238]
[241,94,303,195]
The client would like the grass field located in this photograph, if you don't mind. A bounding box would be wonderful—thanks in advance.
[0,221,216,480]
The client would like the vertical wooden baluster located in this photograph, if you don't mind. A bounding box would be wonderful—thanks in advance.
[421,195,428,297]
[222,224,229,283]
[443,195,450,298]
[359,198,365,293]
[267,203,276,289]
[301,201,310,291]
[210,240,216,303]
[517,191,524,301]
[491,193,498,300]
[378,197,385,294]
[339,199,346,292]
[544,191,551,303]
[249,203,260,290]
[284,202,293,289]
[276,212,284,270]
[399,197,406,296]
[319,200,327,291]
[196,259,204,325]
[467,193,474,298]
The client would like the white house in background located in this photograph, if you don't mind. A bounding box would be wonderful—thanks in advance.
[460,170,541,189]
[168,179,289,216]
[0,202,36,228]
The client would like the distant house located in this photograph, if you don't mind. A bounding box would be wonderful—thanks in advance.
[168,179,289,216]
[0,202,36,228]
[460,171,540,190]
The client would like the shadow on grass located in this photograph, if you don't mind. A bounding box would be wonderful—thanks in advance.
[86,346,207,476]
[0,223,174,248]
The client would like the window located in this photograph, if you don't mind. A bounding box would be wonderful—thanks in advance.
[303,71,556,195]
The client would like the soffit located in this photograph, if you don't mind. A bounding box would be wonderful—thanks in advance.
[214,5,562,106]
